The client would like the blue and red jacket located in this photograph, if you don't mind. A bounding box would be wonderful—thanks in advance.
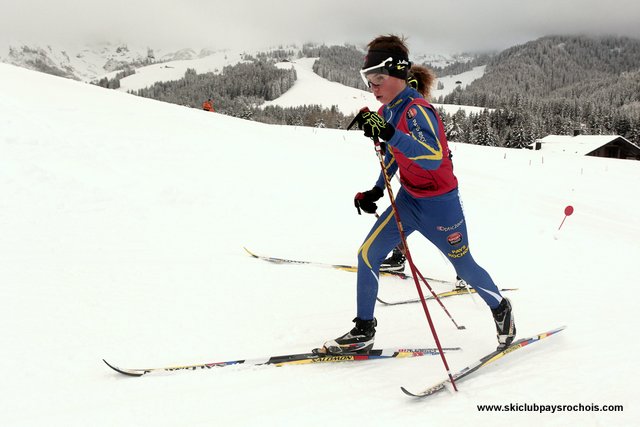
[375,86,457,198]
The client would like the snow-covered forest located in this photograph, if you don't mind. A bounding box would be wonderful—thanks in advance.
[440,36,640,147]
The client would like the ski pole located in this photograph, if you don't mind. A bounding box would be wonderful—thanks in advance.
[369,132,458,392]
[412,265,466,330]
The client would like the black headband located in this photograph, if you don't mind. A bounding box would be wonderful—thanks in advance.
[363,49,411,80]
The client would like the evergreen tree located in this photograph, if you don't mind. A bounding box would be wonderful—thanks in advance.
[446,109,466,142]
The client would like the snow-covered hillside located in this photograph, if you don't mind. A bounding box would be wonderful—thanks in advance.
[1,62,637,427]
[115,50,246,93]
[262,57,381,114]
[1,41,487,116]
[0,41,219,81]
[432,65,487,100]
[260,58,486,116]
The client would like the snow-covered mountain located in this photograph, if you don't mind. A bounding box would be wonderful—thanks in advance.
[1,61,638,427]
[0,41,220,81]
[0,41,486,115]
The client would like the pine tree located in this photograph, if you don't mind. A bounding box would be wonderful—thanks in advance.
[446,110,466,142]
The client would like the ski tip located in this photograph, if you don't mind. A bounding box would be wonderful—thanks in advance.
[548,325,568,335]
[102,359,144,377]
[535,325,567,338]
[400,386,421,397]
[242,247,258,257]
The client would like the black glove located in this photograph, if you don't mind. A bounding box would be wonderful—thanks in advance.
[354,186,384,215]
[348,110,395,141]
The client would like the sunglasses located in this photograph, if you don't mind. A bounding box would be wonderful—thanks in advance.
[365,74,390,88]
[360,57,393,87]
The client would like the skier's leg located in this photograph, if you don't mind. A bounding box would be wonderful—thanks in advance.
[415,189,515,348]
[416,190,503,309]
[356,190,417,319]
[321,191,418,354]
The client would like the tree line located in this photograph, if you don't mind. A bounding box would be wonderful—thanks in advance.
[304,43,368,90]
[132,59,297,114]
[429,53,491,77]
[438,96,640,149]
[436,36,640,146]
[93,68,136,89]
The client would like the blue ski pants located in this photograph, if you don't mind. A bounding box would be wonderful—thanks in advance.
[356,188,503,320]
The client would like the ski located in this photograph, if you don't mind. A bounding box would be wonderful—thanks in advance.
[103,346,461,377]
[401,325,566,398]
[244,247,451,283]
[377,287,519,306]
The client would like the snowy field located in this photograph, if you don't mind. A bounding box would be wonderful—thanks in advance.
[1,63,638,426]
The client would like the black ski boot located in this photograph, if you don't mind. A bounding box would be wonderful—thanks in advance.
[321,317,377,355]
[380,247,406,273]
[491,298,516,350]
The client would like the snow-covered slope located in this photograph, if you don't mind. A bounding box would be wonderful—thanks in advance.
[432,65,487,99]
[0,41,219,81]
[1,63,637,426]
[115,50,246,93]
[260,58,486,115]
[262,57,381,114]
[1,41,487,116]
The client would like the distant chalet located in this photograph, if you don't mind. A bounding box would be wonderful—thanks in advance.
[531,133,640,160]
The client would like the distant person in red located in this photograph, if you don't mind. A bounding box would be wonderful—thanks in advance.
[202,98,214,112]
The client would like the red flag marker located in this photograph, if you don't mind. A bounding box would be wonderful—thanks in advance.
[558,205,574,230]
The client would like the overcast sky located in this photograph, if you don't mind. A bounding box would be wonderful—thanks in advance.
[2,0,640,54]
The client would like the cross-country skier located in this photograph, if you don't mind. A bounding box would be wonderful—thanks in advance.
[320,35,515,354]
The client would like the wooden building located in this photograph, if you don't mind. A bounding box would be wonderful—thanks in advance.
[532,134,640,160]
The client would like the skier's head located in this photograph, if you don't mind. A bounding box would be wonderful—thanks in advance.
[361,35,436,102]
[361,35,411,104]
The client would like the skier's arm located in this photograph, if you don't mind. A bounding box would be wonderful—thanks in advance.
[386,105,443,171]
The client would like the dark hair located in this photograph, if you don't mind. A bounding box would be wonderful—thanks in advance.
[408,64,437,99]
[367,34,409,56]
